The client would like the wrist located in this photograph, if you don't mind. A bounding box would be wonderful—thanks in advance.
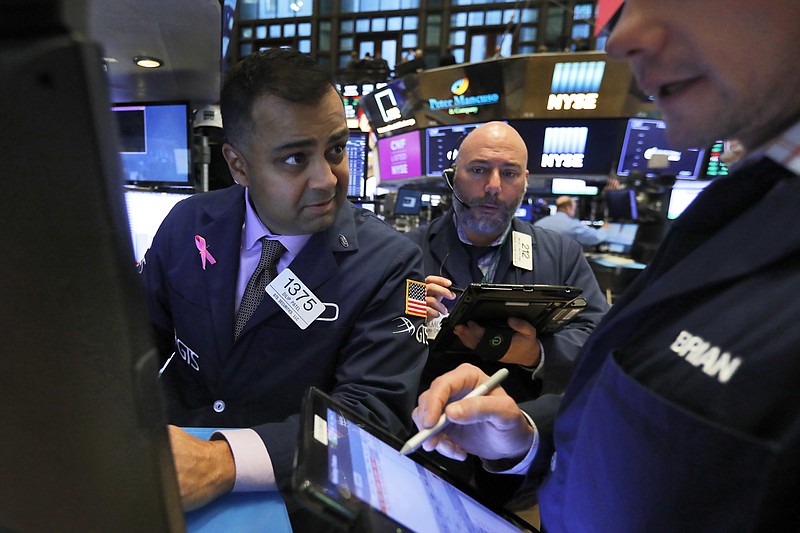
[210,439,236,494]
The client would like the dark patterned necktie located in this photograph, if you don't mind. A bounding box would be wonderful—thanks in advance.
[234,237,285,339]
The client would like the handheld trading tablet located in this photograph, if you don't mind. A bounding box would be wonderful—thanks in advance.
[428,283,587,356]
[292,388,538,533]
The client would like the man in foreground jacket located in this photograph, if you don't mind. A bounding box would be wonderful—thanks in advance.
[412,0,800,530]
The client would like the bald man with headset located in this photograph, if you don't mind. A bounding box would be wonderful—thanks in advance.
[404,121,608,504]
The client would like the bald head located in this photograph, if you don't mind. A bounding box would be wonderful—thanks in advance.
[450,121,530,246]
[555,195,577,217]
[456,121,528,169]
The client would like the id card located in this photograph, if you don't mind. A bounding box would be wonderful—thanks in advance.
[512,231,533,271]
[267,268,325,329]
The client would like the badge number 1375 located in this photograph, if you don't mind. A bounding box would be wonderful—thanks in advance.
[267,268,325,329]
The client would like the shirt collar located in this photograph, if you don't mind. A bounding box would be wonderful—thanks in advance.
[735,120,800,177]
[243,188,311,256]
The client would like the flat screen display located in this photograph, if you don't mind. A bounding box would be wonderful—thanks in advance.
[112,102,192,187]
[604,222,639,254]
[551,177,599,195]
[393,188,423,216]
[667,181,710,220]
[359,77,418,137]
[425,122,488,177]
[509,118,626,176]
[617,118,705,179]
[346,131,368,197]
[515,204,534,221]
[703,140,730,179]
[323,407,524,533]
[124,189,193,263]
[377,130,422,181]
[605,188,638,221]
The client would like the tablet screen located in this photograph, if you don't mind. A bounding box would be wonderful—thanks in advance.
[320,407,526,532]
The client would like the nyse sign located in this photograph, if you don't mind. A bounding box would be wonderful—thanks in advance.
[546,92,599,111]
[548,61,605,112]
[540,127,588,169]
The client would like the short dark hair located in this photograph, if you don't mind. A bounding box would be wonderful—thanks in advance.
[220,48,335,147]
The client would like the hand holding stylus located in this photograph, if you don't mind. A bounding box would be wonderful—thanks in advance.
[408,364,535,462]
[401,368,510,455]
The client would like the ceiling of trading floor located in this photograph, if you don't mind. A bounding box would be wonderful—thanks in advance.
[87,0,222,105]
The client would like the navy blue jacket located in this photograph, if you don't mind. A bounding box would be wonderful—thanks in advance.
[533,159,800,531]
[140,186,428,488]
[407,212,609,399]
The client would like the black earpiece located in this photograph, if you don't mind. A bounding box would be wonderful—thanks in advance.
[442,167,455,187]
[442,167,470,209]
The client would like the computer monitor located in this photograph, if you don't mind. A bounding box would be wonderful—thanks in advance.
[605,188,639,221]
[347,131,369,197]
[702,139,730,179]
[551,177,599,196]
[514,204,534,221]
[111,101,193,189]
[125,189,194,263]
[617,118,706,179]
[377,129,422,182]
[425,122,487,177]
[393,188,423,216]
[604,222,639,254]
[1,22,183,531]
[510,118,625,177]
[667,181,710,220]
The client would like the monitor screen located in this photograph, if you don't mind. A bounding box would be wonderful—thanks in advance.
[551,177,599,195]
[605,188,638,221]
[377,130,422,181]
[617,118,705,179]
[360,77,418,137]
[125,189,194,263]
[515,204,534,221]
[393,188,423,216]
[667,181,710,220]
[703,139,730,179]
[509,118,626,176]
[425,122,488,177]
[604,222,639,254]
[347,131,369,197]
[111,101,192,188]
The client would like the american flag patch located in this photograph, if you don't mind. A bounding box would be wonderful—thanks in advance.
[405,279,427,318]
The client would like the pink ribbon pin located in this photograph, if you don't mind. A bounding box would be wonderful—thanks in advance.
[194,235,217,270]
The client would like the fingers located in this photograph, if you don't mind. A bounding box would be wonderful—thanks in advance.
[452,321,485,349]
[506,317,537,337]
[421,433,468,461]
[425,275,459,301]
[426,295,449,318]
[444,393,522,430]
[499,318,540,366]
[414,364,490,429]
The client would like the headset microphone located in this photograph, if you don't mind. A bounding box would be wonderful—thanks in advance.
[442,167,471,209]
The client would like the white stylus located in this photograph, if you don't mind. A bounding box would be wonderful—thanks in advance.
[400,368,510,455]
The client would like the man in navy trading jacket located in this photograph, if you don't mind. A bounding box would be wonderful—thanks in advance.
[408,121,608,402]
[406,121,608,504]
[139,48,427,513]
[411,0,800,530]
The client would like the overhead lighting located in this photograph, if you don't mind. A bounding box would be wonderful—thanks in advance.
[133,56,163,69]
